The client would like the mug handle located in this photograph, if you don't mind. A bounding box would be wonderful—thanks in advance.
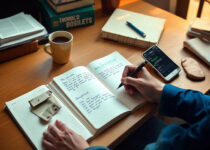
[44,43,52,56]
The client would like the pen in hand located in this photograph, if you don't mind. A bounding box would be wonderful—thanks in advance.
[126,21,146,38]
[117,61,147,89]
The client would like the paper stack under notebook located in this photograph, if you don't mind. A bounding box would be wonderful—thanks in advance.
[38,0,95,32]
[184,18,210,66]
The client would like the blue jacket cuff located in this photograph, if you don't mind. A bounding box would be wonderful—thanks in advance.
[85,146,110,150]
[158,84,182,116]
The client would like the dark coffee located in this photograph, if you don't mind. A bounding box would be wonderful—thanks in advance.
[52,36,70,43]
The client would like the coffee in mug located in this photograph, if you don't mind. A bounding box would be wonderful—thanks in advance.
[44,31,73,64]
[52,36,70,43]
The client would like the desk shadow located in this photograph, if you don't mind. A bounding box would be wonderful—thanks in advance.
[42,58,73,79]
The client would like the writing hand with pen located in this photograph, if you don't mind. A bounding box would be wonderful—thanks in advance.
[120,64,164,103]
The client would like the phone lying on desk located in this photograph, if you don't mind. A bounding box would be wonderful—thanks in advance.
[142,45,181,81]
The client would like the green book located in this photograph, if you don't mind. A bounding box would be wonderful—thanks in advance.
[38,0,95,32]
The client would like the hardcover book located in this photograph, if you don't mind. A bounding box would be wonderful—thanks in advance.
[46,0,95,13]
[101,8,166,48]
[50,0,78,5]
[184,38,210,66]
[5,51,146,150]
[39,0,95,32]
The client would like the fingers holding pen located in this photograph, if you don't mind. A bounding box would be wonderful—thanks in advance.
[122,65,139,94]
[122,65,137,78]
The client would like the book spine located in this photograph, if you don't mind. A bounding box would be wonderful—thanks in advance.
[39,0,95,32]
[45,9,94,32]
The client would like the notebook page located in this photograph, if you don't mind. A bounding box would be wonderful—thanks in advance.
[87,51,146,111]
[53,66,129,130]
[5,85,93,150]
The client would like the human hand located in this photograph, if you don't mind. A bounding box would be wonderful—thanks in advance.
[121,65,164,103]
[42,120,89,150]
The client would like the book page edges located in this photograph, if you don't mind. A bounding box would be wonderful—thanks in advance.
[101,31,150,48]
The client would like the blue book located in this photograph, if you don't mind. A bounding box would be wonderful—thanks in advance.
[39,0,95,32]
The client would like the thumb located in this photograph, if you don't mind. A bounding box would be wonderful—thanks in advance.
[122,77,140,88]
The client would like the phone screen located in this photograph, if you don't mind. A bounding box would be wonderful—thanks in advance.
[143,45,179,77]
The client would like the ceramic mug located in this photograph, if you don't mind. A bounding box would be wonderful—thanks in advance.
[44,31,73,64]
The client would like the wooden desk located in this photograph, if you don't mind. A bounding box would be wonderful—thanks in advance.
[0,0,209,149]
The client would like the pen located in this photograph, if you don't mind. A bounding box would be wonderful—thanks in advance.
[126,21,146,38]
[117,61,147,89]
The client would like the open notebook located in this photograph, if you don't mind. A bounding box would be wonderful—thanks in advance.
[101,8,166,48]
[5,51,146,150]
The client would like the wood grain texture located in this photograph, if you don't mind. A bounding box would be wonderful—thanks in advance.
[0,0,209,149]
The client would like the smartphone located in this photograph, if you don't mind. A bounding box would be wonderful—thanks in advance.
[142,45,181,81]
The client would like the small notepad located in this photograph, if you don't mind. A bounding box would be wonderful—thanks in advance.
[101,8,166,48]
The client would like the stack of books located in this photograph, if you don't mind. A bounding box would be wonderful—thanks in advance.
[38,0,95,32]
[187,18,210,42]
[0,12,47,50]
[184,18,210,66]
[0,12,48,62]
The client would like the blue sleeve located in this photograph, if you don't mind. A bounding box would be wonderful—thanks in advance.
[158,84,210,123]
[85,146,110,150]
[144,115,210,150]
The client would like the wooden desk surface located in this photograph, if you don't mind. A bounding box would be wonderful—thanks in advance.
[0,0,209,149]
